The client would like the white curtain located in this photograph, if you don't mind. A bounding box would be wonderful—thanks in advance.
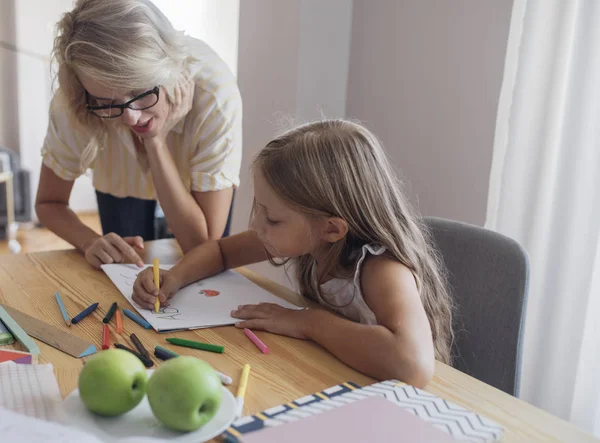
[486,0,600,435]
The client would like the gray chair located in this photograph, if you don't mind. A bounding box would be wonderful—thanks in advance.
[423,216,529,396]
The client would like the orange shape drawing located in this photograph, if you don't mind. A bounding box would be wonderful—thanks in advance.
[200,289,220,297]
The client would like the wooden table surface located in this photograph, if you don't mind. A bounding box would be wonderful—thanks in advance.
[0,239,597,442]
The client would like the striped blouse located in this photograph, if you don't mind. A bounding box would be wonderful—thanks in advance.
[41,37,242,200]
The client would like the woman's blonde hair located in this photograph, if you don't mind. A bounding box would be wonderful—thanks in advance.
[52,0,194,169]
[253,120,455,364]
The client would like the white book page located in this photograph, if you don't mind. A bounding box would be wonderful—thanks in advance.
[102,265,301,331]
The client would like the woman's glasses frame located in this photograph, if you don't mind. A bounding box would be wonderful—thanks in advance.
[85,86,160,118]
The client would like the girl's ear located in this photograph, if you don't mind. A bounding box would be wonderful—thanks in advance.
[321,217,348,243]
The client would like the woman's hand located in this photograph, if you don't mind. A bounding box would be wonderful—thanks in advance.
[231,303,313,339]
[83,233,144,269]
[145,76,194,148]
[132,267,183,310]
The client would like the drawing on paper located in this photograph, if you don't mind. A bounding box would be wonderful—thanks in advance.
[119,272,139,287]
[155,307,182,320]
[101,263,301,331]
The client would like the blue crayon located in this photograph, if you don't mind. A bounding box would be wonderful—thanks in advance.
[71,303,99,324]
[122,308,152,329]
[54,292,71,327]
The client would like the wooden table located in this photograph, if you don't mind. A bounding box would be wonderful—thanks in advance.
[0,240,597,442]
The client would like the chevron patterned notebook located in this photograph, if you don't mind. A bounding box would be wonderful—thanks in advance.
[220,380,504,442]
[221,382,361,442]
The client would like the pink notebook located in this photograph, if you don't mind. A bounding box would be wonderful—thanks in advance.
[238,395,456,442]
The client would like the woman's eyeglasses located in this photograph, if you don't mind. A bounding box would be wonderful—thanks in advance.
[86,86,160,118]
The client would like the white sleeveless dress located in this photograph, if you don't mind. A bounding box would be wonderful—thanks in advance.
[316,244,386,325]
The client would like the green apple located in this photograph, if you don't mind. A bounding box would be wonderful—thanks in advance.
[147,356,222,431]
[78,349,147,417]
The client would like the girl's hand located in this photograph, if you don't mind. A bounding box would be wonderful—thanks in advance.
[132,268,182,310]
[146,76,194,148]
[231,303,312,339]
[83,233,144,269]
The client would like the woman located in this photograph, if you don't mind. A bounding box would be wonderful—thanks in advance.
[35,0,242,268]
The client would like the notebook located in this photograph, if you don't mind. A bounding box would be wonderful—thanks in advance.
[102,264,302,332]
[222,381,361,442]
[239,396,455,442]
[221,380,504,442]
[0,362,62,420]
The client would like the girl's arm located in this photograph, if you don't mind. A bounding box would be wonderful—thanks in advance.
[305,257,435,386]
[233,256,435,387]
[132,230,268,309]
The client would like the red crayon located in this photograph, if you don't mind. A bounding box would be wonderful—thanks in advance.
[102,324,110,350]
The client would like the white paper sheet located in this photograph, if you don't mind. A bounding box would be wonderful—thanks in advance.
[102,264,301,332]
[0,407,170,443]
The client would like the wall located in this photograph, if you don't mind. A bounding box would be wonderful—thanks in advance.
[296,0,353,121]
[150,0,240,76]
[234,0,353,287]
[233,0,511,286]
[346,0,513,226]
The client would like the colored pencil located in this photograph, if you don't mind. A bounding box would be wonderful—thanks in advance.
[103,302,118,324]
[54,292,71,327]
[166,337,224,354]
[0,320,13,345]
[115,308,124,334]
[130,333,149,359]
[154,345,178,360]
[153,258,160,314]
[243,328,270,354]
[122,308,152,329]
[216,370,232,385]
[152,346,232,384]
[236,364,251,418]
[114,343,154,368]
[102,324,110,350]
[71,303,99,324]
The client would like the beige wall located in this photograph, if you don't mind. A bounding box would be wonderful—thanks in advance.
[234,0,512,286]
[234,0,353,287]
[346,1,513,226]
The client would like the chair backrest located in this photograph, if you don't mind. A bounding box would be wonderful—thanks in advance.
[423,216,529,396]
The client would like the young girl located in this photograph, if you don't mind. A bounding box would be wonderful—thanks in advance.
[132,120,453,387]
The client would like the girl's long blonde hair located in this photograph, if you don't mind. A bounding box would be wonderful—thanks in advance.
[51,0,194,170]
[253,120,454,364]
